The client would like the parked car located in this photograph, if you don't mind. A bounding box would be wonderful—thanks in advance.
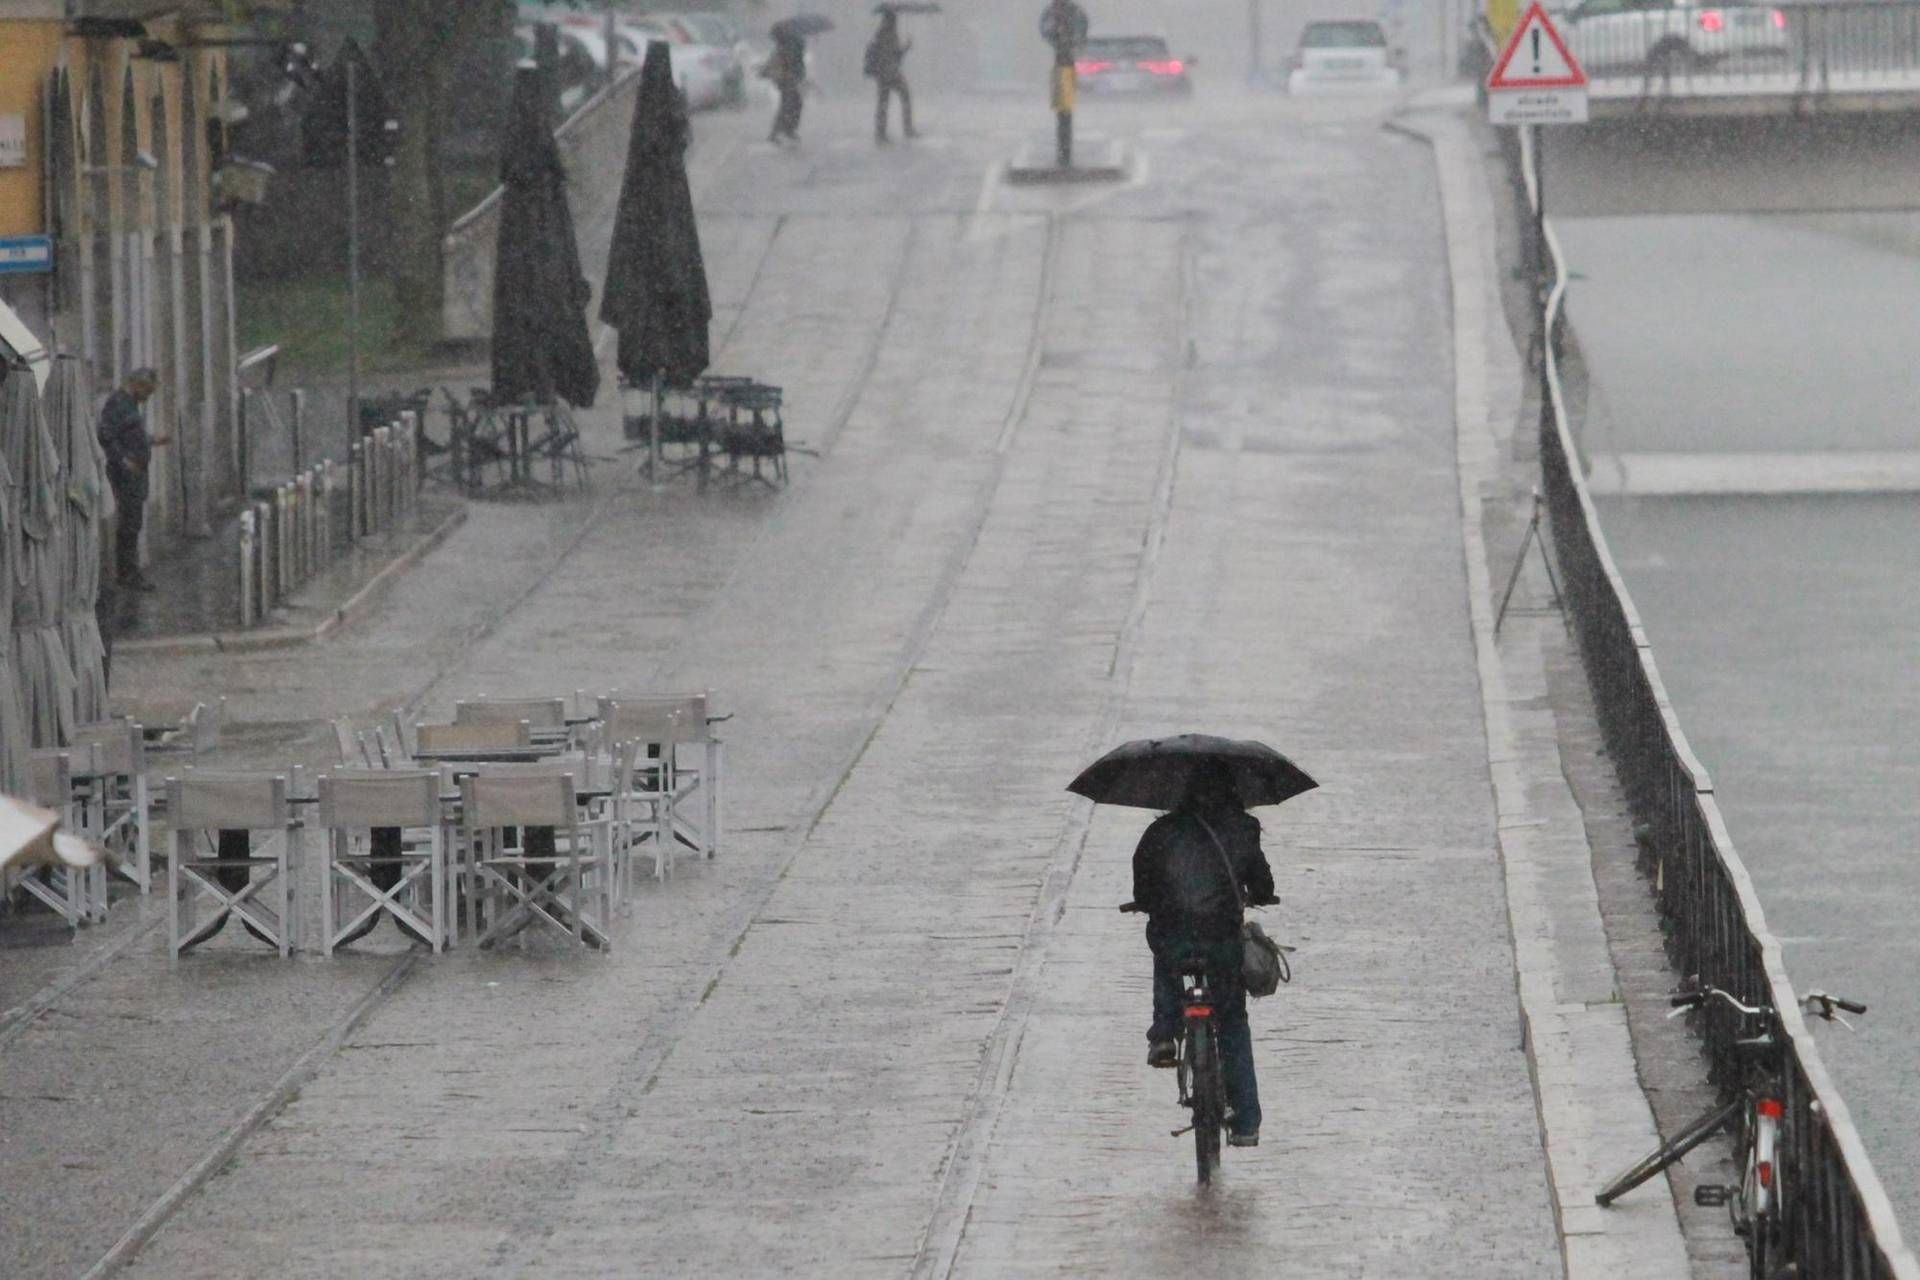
[658,12,750,106]
[1555,0,1788,74]
[1073,35,1195,96]
[1285,20,1404,93]
[514,16,732,113]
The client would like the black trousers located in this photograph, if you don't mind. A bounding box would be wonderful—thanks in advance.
[876,76,913,138]
[111,477,145,581]
[773,85,803,138]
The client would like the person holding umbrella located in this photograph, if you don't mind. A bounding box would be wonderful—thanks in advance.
[762,25,809,145]
[865,9,918,143]
[1071,735,1317,1150]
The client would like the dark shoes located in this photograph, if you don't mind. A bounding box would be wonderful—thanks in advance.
[1147,1039,1178,1068]
[1228,1129,1260,1148]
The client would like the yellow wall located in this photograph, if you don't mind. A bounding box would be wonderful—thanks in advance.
[0,21,63,237]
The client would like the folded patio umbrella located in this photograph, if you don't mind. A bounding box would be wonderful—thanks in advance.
[0,432,28,794]
[2,369,75,748]
[490,63,600,410]
[601,41,711,392]
[49,358,108,721]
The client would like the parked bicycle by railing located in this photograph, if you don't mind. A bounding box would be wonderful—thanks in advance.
[1597,983,1867,1279]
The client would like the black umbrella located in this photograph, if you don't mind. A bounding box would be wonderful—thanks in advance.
[772,14,836,38]
[491,64,600,410]
[1068,735,1318,811]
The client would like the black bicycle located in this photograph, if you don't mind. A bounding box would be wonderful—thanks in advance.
[1595,984,1865,1280]
[1173,956,1229,1184]
[1121,903,1233,1185]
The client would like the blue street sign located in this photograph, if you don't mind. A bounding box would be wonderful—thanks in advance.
[0,235,52,275]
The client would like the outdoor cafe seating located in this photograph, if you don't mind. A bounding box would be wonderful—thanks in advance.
[622,375,788,491]
[12,687,730,957]
[435,388,590,495]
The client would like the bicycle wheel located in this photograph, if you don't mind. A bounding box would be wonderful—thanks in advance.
[1189,1023,1222,1185]
[1595,1096,1741,1206]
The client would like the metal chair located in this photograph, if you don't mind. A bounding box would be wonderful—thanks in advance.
[462,769,614,950]
[69,719,152,893]
[14,750,101,927]
[316,769,449,954]
[600,702,693,881]
[165,772,302,957]
[600,691,724,862]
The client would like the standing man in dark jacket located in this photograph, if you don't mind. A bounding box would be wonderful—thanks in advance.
[97,368,165,592]
[865,11,917,143]
[1130,764,1276,1145]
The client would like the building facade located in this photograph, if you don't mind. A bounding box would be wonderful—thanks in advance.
[1,1,240,547]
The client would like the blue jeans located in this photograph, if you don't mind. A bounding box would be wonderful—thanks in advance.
[1148,926,1261,1136]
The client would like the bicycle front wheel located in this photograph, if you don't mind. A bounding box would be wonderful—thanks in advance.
[1595,1096,1741,1207]
[1189,1024,1223,1185]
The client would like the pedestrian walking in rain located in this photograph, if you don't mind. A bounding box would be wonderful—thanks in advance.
[96,368,166,592]
[1129,763,1278,1146]
[866,11,917,143]
[763,29,807,144]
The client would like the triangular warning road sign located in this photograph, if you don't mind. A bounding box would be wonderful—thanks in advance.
[1487,1,1587,91]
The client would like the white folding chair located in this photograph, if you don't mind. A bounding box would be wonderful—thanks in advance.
[69,719,153,893]
[416,720,534,755]
[602,704,693,881]
[316,770,449,954]
[165,773,302,958]
[601,694,723,862]
[462,769,613,951]
[14,751,98,927]
[454,697,568,732]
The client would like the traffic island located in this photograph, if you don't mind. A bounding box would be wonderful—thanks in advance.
[1005,136,1131,185]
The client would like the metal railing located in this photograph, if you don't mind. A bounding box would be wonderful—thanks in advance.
[236,410,421,629]
[1510,125,1919,1277]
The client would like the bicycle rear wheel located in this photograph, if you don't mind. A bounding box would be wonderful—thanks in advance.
[1189,1023,1223,1185]
[1595,1096,1740,1206]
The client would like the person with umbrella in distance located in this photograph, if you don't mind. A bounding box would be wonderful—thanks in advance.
[865,7,918,143]
[762,23,810,145]
[1072,735,1317,1149]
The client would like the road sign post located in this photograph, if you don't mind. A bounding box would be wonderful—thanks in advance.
[1485,2,1587,285]
[1040,0,1089,168]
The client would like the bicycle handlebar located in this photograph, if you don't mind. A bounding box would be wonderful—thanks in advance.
[1803,990,1868,1019]
[1669,985,1868,1023]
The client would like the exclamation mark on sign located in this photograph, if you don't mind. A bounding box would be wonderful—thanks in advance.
[1531,28,1543,73]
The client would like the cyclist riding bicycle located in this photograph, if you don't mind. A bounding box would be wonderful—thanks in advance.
[1130,763,1277,1147]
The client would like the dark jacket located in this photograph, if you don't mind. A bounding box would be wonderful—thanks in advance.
[1132,806,1274,940]
[865,26,908,80]
[98,390,151,495]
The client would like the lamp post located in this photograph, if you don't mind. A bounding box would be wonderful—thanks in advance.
[346,56,361,440]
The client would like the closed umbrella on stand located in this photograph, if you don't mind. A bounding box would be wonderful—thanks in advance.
[50,358,108,721]
[601,40,711,482]
[3,368,75,748]
[0,379,27,792]
[492,62,599,412]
